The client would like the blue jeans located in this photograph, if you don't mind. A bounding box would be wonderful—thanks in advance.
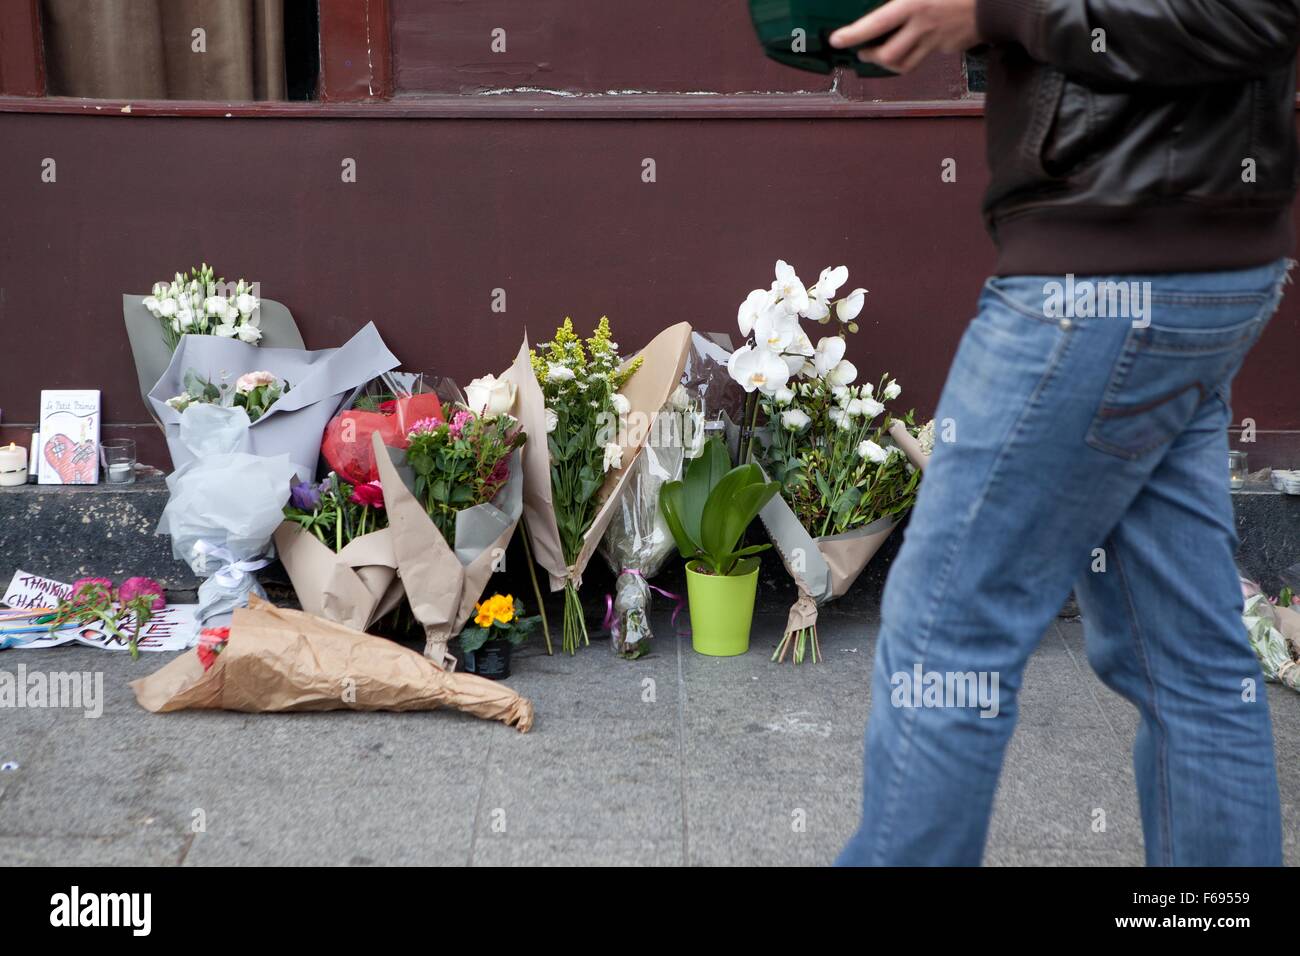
[838,260,1290,866]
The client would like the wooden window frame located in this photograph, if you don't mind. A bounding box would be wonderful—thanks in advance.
[0,0,392,104]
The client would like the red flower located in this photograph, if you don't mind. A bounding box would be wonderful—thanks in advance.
[378,399,399,413]
[349,480,385,509]
[196,627,230,671]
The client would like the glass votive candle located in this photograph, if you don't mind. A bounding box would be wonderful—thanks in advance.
[102,439,137,485]
[1229,450,1248,490]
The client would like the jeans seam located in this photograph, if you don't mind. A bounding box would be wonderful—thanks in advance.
[1111,541,1175,865]
[868,320,1076,865]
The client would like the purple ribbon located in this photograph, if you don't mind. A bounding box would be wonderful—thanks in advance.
[603,569,689,638]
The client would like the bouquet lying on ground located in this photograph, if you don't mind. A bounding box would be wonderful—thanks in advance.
[46,576,166,659]
[142,263,262,350]
[1241,577,1300,692]
[165,369,290,423]
[731,260,932,663]
[132,597,534,732]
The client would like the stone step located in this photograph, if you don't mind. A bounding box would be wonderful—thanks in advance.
[1,474,1295,617]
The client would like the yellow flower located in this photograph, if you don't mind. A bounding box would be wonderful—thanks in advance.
[474,594,515,627]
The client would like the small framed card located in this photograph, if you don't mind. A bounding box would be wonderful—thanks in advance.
[37,390,101,485]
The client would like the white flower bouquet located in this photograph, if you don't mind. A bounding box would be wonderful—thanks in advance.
[728,260,932,663]
[142,263,262,349]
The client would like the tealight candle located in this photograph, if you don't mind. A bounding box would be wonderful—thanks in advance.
[0,442,28,487]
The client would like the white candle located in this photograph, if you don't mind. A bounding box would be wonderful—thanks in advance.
[0,442,27,487]
[108,462,133,483]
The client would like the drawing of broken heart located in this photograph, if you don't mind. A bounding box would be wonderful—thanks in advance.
[43,433,97,484]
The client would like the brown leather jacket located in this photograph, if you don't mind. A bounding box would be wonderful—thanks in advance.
[976,0,1300,275]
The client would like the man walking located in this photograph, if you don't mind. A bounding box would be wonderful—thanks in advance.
[831,0,1299,865]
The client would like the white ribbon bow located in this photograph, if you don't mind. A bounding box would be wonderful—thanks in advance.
[192,540,271,588]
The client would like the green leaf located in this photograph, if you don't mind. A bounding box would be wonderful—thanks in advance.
[659,479,701,559]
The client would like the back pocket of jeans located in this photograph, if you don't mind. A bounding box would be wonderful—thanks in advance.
[1086,316,1264,461]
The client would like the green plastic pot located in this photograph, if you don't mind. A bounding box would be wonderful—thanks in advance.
[686,558,759,657]
[748,0,895,78]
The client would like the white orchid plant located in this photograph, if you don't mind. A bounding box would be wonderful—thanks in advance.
[143,263,262,352]
[728,260,925,538]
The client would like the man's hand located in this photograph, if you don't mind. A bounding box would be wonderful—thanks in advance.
[829,0,980,74]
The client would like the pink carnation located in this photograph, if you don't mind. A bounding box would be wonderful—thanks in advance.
[118,576,166,612]
[71,577,114,603]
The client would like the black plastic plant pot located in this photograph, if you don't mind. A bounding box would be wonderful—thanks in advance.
[749,0,896,78]
[464,638,512,681]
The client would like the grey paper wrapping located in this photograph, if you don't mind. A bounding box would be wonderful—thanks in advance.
[507,322,694,592]
[371,432,523,668]
[148,322,399,480]
[131,596,534,732]
[155,404,299,635]
[273,523,404,632]
[124,295,305,418]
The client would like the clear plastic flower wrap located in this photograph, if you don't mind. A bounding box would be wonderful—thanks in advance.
[599,332,735,657]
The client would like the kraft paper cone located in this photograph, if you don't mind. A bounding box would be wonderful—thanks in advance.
[131,596,533,731]
[372,432,522,668]
[760,426,930,648]
[508,322,694,591]
[273,523,404,632]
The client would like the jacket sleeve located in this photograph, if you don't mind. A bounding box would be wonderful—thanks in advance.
[977,0,1300,86]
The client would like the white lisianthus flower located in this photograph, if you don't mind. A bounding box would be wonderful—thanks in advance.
[602,442,624,473]
[885,445,904,461]
[773,387,796,406]
[781,408,811,431]
[828,360,858,387]
[165,394,190,412]
[858,440,887,464]
[235,293,258,316]
[214,323,238,338]
[236,323,262,344]
[772,260,810,315]
[837,288,868,323]
[176,308,196,330]
[611,392,631,416]
[465,373,517,418]
[728,344,790,395]
[829,407,854,430]
[151,282,169,298]
[157,298,178,318]
[142,296,160,313]
[224,302,241,324]
[546,363,576,383]
[813,336,847,377]
[850,397,885,419]
[883,380,902,400]
[737,288,777,338]
[545,407,559,433]
[204,295,228,317]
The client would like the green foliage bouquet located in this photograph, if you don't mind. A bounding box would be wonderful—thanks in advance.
[531,317,642,654]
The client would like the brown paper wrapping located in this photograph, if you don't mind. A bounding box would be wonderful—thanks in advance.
[761,423,931,647]
[506,322,694,591]
[273,523,404,632]
[130,597,533,731]
[372,432,522,669]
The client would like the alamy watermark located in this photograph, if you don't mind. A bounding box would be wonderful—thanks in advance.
[1043,275,1152,328]
[890,664,1000,718]
[0,665,103,718]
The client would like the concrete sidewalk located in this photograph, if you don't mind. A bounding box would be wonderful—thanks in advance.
[1,602,1296,866]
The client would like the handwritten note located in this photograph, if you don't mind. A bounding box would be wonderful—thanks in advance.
[2,570,197,652]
